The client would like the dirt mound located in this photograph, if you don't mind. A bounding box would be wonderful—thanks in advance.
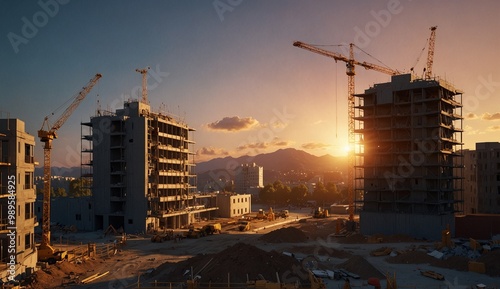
[298,220,338,240]
[335,255,385,279]
[259,227,308,243]
[337,233,368,244]
[31,259,98,289]
[160,242,304,283]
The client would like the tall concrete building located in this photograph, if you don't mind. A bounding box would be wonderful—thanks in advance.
[475,142,500,213]
[82,100,216,233]
[234,163,263,195]
[459,149,478,214]
[354,74,464,240]
[0,119,37,281]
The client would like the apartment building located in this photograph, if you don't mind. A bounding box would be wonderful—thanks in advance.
[354,74,464,240]
[234,163,263,195]
[83,100,216,233]
[475,142,500,213]
[0,119,37,281]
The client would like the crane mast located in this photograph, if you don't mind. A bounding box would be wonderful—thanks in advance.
[136,66,150,104]
[293,41,398,223]
[38,73,102,257]
[425,26,437,79]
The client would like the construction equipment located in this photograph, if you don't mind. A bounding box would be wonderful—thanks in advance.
[202,223,221,235]
[293,41,399,226]
[135,66,150,104]
[278,209,289,218]
[425,26,437,79]
[313,207,329,218]
[38,73,102,263]
[151,229,174,242]
[238,221,251,231]
[420,270,444,280]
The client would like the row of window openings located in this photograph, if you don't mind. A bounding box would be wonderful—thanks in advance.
[233,208,248,215]
[0,141,34,164]
[232,197,248,203]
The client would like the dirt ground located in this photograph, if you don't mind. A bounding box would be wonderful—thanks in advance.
[24,211,500,289]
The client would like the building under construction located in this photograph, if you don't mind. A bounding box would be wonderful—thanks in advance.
[82,100,217,233]
[354,73,464,240]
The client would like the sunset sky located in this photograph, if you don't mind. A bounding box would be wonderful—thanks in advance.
[1,1,500,168]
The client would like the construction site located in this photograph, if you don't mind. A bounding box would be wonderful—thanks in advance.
[1,15,499,289]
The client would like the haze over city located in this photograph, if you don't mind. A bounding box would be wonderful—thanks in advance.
[1,1,500,167]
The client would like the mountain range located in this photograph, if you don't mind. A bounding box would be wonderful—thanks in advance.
[195,148,347,174]
[35,148,347,178]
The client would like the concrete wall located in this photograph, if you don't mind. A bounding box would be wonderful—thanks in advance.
[360,211,455,240]
[455,214,500,239]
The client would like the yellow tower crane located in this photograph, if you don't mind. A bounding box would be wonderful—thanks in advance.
[293,41,399,225]
[135,66,150,104]
[37,73,102,263]
[425,26,437,79]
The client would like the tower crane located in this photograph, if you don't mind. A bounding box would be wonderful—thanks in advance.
[136,66,150,104]
[37,73,102,262]
[293,41,399,225]
[425,26,437,79]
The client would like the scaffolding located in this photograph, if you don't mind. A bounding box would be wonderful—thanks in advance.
[354,74,463,239]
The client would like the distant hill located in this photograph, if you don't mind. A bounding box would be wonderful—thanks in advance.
[34,166,81,178]
[195,148,346,174]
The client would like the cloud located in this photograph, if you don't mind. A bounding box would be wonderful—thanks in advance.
[482,112,500,121]
[196,146,229,156]
[206,116,259,131]
[465,113,478,119]
[236,138,291,151]
[487,126,500,131]
[301,142,330,150]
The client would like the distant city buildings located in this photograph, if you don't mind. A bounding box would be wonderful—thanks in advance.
[235,163,263,195]
[0,119,38,281]
[355,74,464,239]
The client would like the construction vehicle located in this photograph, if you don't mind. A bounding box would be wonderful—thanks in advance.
[313,207,329,218]
[278,209,289,218]
[294,27,437,230]
[238,221,251,231]
[256,209,267,219]
[37,73,102,263]
[151,229,174,242]
[202,223,221,235]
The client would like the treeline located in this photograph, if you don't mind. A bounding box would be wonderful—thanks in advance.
[259,180,345,205]
[36,178,92,198]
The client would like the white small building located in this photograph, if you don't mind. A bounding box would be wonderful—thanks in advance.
[216,193,251,218]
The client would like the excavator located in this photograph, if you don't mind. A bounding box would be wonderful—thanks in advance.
[37,73,102,263]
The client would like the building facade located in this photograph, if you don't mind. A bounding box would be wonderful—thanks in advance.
[354,74,464,240]
[234,163,263,195]
[459,149,478,214]
[216,193,251,218]
[0,119,37,281]
[475,142,500,213]
[83,100,216,233]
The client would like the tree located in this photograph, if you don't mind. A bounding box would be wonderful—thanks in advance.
[325,182,342,203]
[69,178,92,197]
[51,187,67,197]
[259,184,276,203]
[290,184,308,204]
[313,182,328,205]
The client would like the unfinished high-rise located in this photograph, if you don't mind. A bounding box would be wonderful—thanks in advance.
[354,74,463,240]
[82,100,217,233]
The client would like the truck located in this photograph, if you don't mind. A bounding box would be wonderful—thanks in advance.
[313,207,329,218]
[202,223,221,235]
[278,210,289,218]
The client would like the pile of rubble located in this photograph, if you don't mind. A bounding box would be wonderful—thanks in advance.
[258,227,308,243]
[159,243,306,284]
[385,240,500,277]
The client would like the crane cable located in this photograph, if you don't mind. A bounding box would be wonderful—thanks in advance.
[410,36,429,72]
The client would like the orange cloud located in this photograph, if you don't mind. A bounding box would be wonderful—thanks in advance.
[206,116,260,131]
